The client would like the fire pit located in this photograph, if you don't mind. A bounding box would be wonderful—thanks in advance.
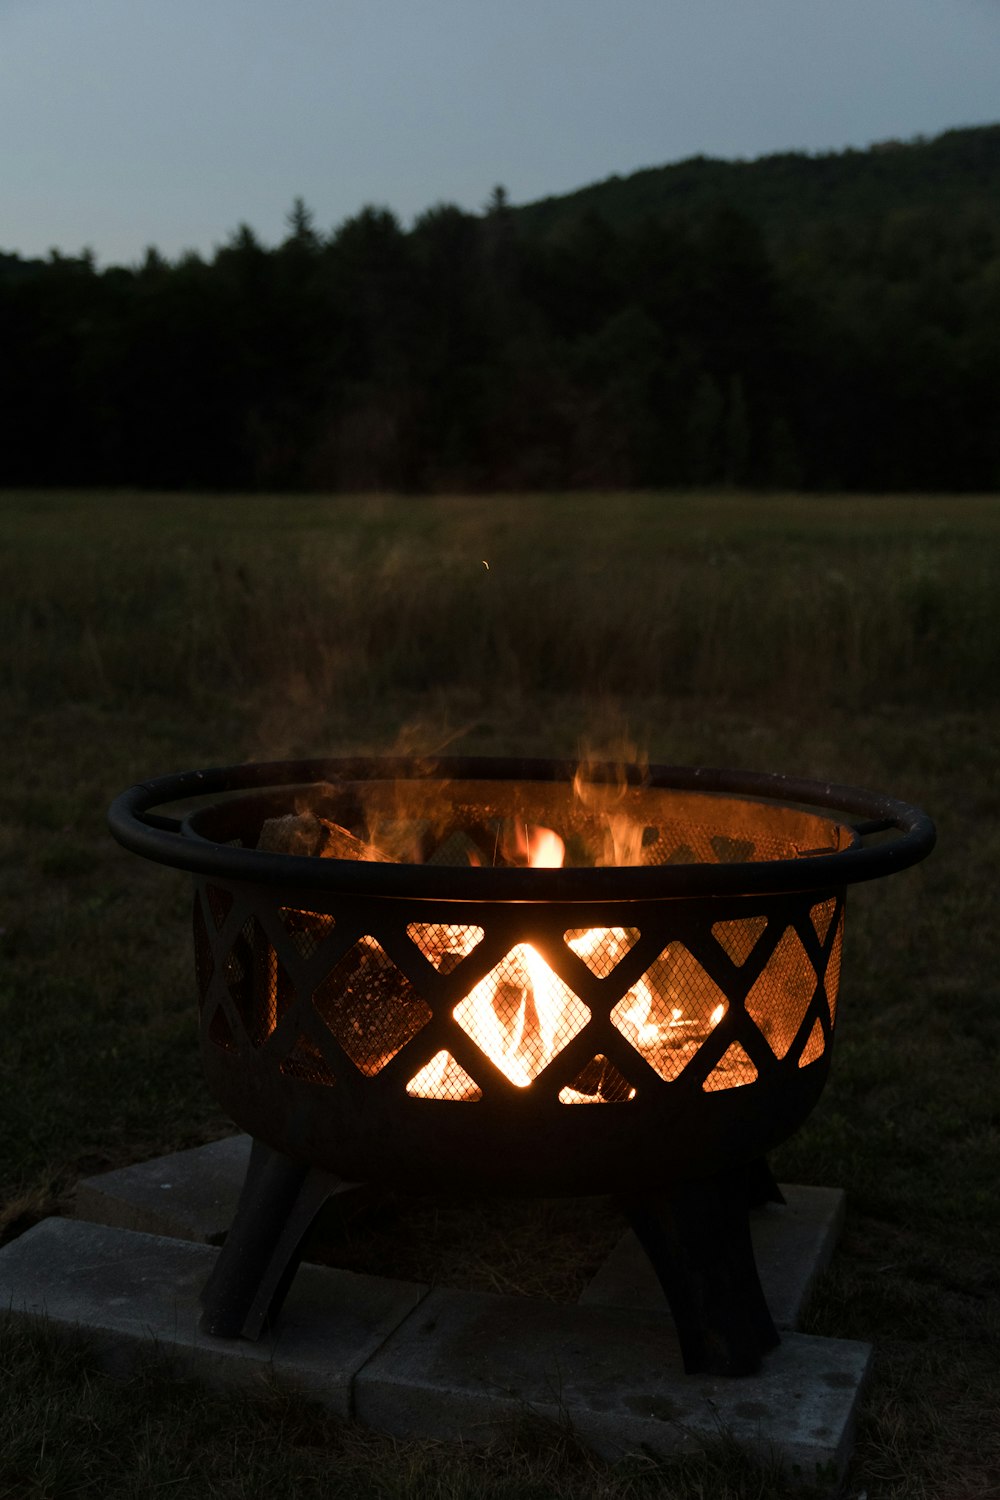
[108,756,934,1376]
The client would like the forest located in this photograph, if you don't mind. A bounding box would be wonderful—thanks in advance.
[2,124,998,493]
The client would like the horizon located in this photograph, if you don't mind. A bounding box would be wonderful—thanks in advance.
[3,119,996,273]
[3,0,998,267]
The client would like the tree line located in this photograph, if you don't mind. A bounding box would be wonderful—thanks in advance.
[3,129,999,492]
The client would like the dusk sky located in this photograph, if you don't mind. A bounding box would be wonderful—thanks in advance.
[3,0,998,267]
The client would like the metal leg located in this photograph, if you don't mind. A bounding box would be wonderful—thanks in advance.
[199,1138,343,1340]
[620,1161,781,1377]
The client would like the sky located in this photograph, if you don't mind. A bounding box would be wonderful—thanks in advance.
[2,0,998,267]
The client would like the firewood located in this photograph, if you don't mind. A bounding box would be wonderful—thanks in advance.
[256,811,326,856]
[317,817,394,862]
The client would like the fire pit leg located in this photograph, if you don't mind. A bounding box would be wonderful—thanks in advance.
[620,1161,780,1377]
[200,1138,342,1340]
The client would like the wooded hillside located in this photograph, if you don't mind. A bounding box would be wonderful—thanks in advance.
[3,125,998,492]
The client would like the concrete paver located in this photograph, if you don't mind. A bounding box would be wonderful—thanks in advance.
[356,1284,870,1480]
[0,1217,427,1419]
[75,1135,252,1243]
[45,1143,867,1478]
[580,1184,845,1328]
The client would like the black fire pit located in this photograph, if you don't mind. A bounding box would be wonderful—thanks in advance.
[108,756,934,1376]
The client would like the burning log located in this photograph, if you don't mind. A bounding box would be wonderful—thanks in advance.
[257,812,392,862]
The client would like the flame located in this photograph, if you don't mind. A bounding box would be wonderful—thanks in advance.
[405,821,727,1102]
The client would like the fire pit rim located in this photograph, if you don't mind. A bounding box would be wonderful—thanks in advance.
[107,756,935,900]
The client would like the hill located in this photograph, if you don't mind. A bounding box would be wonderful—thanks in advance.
[513,124,1000,252]
[2,126,999,493]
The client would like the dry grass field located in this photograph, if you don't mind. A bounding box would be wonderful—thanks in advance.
[1,488,998,1499]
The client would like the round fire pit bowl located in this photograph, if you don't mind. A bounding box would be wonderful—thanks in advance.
[109,756,935,1197]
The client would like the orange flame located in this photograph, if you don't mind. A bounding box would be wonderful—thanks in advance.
[406,822,728,1101]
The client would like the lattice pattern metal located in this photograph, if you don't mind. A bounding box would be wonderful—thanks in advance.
[453,945,591,1087]
[822,910,844,1023]
[712,915,768,967]
[223,916,293,1049]
[559,1054,635,1104]
[279,907,335,961]
[564,926,640,977]
[704,1042,759,1091]
[407,1050,482,1101]
[407,922,484,971]
[313,937,432,1076]
[279,1032,337,1086]
[640,819,818,868]
[195,877,843,1104]
[205,883,234,931]
[744,929,816,1061]
[193,895,214,1008]
[798,1020,826,1069]
[612,941,728,1084]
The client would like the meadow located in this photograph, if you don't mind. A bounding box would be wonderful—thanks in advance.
[1,488,998,1499]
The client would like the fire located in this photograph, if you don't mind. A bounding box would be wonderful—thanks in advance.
[406,823,726,1102]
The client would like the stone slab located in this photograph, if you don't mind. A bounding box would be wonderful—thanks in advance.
[580,1184,845,1329]
[75,1136,252,1243]
[356,1285,871,1482]
[0,1217,427,1420]
[76,1145,844,1338]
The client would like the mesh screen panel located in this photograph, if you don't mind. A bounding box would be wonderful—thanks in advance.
[744,928,816,1060]
[453,945,590,1087]
[703,1042,759,1091]
[559,1053,635,1104]
[223,916,293,1048]
[798,1018,826,1068]
[825,916,844,1022]
[278,907,335,960]
[406,1050,482,1100]
[313,937,432,1076]
[612,942,728,1083]
[205,883,234,931]
[712,915,768,967]
[564,926,640,977]
[208,1003,237,1052]
[193,895,213,1008]
[641,818,811,868]
[407,922,484,970]
[811,898,836,946]
[279,1032,337,1086]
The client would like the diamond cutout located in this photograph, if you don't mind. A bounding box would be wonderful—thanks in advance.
[612,942,728,1083]
[798,1019,826,1068]
[712,915,768,967]
[407,923,484,972]
[710,833,756,863]
[193,895,214,1008]
[811,898,837,946]
[703,1042,758,1091]
[280,1032,337,1086]
[406,1051,482,1100]
[279,907,335,961]
[205,883,234,931]
[564,926,640,978]
[223,916,294,1048]
[745,927,817,1060]
[559,1054,635,1103]
[825,916,844,1023]
[453,944,590,1088]
[208,1003,237,1053]
[313,937,432,1076]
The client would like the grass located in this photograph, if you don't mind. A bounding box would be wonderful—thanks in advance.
[1,487,999,1498]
